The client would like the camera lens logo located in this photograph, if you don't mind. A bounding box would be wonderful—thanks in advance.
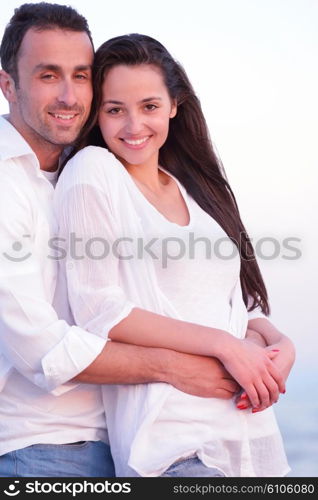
[4,481,20,496]
[3,235,32,262]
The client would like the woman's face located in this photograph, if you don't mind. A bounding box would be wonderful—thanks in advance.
[98,64,176,170]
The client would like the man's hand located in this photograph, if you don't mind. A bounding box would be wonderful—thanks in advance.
[166,351,240,399]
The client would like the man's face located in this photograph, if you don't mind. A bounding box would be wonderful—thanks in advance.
[11,28,93,150]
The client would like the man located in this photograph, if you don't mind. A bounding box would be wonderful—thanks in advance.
[0,3,239,477]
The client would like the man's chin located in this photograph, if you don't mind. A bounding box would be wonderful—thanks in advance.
[45,130,80,147]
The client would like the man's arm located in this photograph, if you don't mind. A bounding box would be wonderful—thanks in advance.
[73,341,240,399]
[0,173,108,395]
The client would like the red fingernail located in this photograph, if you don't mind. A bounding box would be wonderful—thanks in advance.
[237,404,248,409]
[252,408,261,413]
[271,349,280,352]
[240,393,247,399]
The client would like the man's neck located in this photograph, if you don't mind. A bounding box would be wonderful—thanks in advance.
[37,148,61,172]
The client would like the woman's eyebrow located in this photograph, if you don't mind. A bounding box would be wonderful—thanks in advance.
[102,100,123,105]
[139,97,162,103]
[102,97,162,105]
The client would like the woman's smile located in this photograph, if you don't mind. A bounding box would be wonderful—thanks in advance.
[120,135,152,149]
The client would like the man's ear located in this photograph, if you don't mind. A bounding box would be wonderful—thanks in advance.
[170,99,177,119]
[0,70,17,103]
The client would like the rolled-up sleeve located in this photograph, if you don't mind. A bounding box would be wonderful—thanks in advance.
[0,171,107,395]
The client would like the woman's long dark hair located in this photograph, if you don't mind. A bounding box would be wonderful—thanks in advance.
[73,33,269,314]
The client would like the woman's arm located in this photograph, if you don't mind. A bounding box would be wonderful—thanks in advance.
[109,308,285,409]
[245,327,267,347]
[247,317,296,384]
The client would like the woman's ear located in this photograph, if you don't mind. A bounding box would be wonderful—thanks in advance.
[0,70,17,103]
[169,99,177,119]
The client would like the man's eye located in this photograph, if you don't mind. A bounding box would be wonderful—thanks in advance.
[41,74,55,80]
[75,74,88,80]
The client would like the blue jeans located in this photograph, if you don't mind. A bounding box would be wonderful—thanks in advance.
[161,456,226,477]
[0,441,115,477]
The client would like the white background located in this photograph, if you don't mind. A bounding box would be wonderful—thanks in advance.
[1,0,317,476]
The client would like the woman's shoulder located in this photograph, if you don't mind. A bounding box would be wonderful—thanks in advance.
[71,145,113,161]
[59,146,123,188]
[67,145,121,175]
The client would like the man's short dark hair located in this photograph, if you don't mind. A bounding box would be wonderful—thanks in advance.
[0,2,93,85]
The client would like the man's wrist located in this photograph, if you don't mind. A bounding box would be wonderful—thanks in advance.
[148,348,179,385]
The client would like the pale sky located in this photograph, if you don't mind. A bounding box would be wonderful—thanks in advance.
[1,0,317,364]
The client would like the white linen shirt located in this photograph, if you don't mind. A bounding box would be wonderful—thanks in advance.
[55,146,290,477]
[0,117,108,455]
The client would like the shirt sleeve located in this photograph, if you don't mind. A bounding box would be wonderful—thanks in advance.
[54,147,136,342]
[0,171,107,396]
[247,296,267,320]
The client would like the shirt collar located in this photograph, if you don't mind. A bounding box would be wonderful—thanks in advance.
[0,115,72,177]
[0,115,37,162]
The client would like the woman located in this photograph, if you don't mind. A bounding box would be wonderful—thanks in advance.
[55,34,295,477]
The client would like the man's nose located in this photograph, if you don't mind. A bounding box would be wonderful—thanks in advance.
[57,80,77,107]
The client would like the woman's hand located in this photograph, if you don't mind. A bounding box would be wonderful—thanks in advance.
[236,334,295,412]
[218,335,285,409]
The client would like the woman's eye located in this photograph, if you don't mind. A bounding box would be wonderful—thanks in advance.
[145,104,158,111]
[107,108,121,114]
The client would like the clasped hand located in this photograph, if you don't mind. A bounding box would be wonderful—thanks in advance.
[220,337,286,411]
[234,336,295,412]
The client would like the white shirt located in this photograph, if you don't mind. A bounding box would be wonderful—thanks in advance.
[55,146,290,477]
[42,167,59,187]
[0,117,108,456]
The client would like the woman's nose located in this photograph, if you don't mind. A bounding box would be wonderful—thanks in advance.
[125,112,143,135]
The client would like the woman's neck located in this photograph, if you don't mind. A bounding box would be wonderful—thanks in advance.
[123,158,170,195]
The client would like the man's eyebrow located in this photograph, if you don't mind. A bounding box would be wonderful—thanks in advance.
[102,97,162,105]
[32,63,92,73]
[74,65,92,72]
